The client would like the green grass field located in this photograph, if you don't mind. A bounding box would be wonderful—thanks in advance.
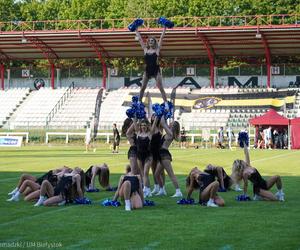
[0,145,300,250]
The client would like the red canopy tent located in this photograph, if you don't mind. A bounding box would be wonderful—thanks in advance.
[291,117,300,149]
[249,109,289,126]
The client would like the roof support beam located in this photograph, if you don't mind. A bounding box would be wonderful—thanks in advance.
[79,35,109,89]
[26,36,58,89]
[196,32,216,88]
[0,63,4,90]
[261,34,271,88]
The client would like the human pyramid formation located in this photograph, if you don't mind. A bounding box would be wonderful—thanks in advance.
[6,18,285,211]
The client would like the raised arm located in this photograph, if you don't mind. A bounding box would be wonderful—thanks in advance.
[243,142,250,165]
[132,117,139,134]
[157,26,166,52]
[126,122,135,139]
[150,116,158,134]
[135,30,146,52]
[160,118,172,137]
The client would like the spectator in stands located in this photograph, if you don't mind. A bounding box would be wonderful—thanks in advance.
[226,126,235,150]
[113,165,144,211]
[154,117,183,197]
[217,127,225,149]
[180,126,187,149]
[186,167,225,207]
[135,26,169,107]
[232,140,285,201]
[112,123,120,153]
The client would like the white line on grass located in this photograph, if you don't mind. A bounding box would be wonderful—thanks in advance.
[251,151,299,163]
[0,206,72,227]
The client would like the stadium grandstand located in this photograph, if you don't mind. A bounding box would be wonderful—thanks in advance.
[0,14,300,134]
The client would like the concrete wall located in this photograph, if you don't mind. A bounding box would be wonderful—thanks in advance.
[3,75,299,90]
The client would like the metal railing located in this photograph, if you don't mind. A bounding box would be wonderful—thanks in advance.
[45,82,75,126]
[0,14,299,32]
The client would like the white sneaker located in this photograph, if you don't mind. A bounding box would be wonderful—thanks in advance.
[34,196,46,207]
[235,186,243,192]
[58,200,66,206]
[155,189,166,196]
[7,193,20,202]
[151,186,159,195]
[8,188,18,196]
[207,200,219,207]
[171,191,183,198]
[253,194,262,201]
[275,192,285,202]
[125,205,131,211]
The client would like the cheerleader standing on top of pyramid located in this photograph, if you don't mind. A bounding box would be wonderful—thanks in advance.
[135,26,168,106]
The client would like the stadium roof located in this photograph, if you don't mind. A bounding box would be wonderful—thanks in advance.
[0,14,300,61]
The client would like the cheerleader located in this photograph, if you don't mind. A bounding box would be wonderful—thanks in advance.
[204,164,233,191]
[150,115,165,195]
[133,117,153,197]
[113,165,144,211]
[123,118,138,175]
[85,164,110,190]
[7,166,71,202]
[232,142,284,201]
[154,117,182,197]
[34,167,85,206]
[186,167,225,207]
[135,26,168,105]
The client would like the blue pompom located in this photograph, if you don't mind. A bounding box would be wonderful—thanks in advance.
[157,17,174,28]
[132,95,139,103]
[238,131,249,148]
[126,108,135,118]
[176,198,195,205]
[111,200,121,207]
[236,194,251,201]
[128,18,144,32]
[152,103,163,117]
[74,197,92,205]
[86,188,100,193]
[143,200,155,206]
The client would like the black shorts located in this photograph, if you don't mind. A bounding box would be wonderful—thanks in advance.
[137,151,151,165]
[223,176,232,190]
[253,180,268,195]
[127,146,137,159]
[180,136,187,142]
[159,148,172,162]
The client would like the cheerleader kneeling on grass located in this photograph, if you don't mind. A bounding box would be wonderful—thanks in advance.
[231,142,285,201]
[34,167,85,206]
[186,167,225,207]
[112,165,144,211]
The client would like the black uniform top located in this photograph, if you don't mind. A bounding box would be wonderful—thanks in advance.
[36,170,57,186]
[145,53,160,78]
[136,136,150,153]
[54,176,73,197]
[197,173,215,192]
